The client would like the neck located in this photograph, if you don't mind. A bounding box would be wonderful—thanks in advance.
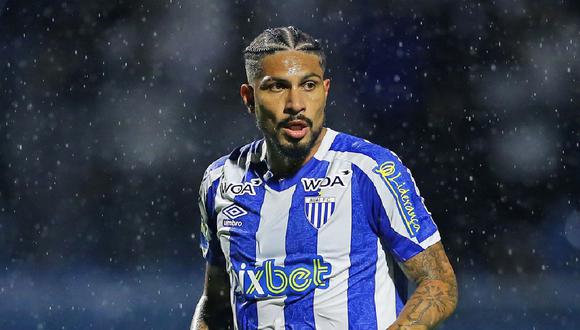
[265,127,327,178]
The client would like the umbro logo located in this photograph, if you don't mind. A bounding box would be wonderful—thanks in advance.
[223,204,247,219]
[222,204,247,227]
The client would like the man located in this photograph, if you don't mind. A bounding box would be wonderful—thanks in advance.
[192,26,457,330]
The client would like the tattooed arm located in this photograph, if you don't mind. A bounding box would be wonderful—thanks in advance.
[387,242,458,330]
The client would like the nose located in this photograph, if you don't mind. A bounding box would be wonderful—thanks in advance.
[284,87,305,115]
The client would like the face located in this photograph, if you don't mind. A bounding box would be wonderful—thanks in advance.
[241,50,330,159]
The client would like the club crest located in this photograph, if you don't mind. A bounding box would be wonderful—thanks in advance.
[304,196,336,229]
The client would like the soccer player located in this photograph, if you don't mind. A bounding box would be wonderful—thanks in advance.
[191,26,457,330]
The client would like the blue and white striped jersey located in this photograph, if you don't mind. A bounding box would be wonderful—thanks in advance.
[199,128,440,330]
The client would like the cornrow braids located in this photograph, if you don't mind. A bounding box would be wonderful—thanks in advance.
[243,26,326,83]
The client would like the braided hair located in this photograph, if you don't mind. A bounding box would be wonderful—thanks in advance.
[243,26,326,83]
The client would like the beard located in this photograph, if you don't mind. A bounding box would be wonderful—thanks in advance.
[257,114,323,161]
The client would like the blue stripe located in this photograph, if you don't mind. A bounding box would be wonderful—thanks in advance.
[317,203,323,228]
[284,159,329,329]
[228,140,259,164]
[371,183,425,262]
[379,171,419,237]
[330,132,437,246]
[324,203,330,226]
[353,161,425,262]
[203,178,225,265]
[318,203,323,228]
[230,169,266,329]
[394,263,407,316]
[206,178,220,219]
[348,165,378,329]
[330,133,437,242]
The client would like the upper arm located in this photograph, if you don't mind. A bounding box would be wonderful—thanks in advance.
[195,160,232,328]
[398,242,457,289]
[198,169,230,314]
[203,262,231,308]
[193,262,231,330]
[360,150,440,262]
[199,165,226,267]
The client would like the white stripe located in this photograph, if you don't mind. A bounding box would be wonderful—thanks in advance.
[374,239,396,328]
[213,173,235,328]
[419,230,441,250]
[317,148,438,329]
[215,159,249,328]
[208,164,225,183]
[313,167,352,330]
[323,151,421,244]
[320,203,326,227]
[255,185,295,329]
[313,202,319,229]
[218,188,236,329]
[313,128,339,161]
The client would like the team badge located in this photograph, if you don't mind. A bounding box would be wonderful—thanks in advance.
[304,196,336,229]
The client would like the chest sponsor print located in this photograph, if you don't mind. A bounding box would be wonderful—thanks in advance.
[220,178,262,197]
[234,256,332,298]
[300,170,350,192]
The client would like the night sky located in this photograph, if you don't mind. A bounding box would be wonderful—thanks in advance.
[1,1,579,329]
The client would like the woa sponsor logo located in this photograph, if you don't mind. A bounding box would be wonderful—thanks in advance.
[234,256,331,298]
[301,174,346,192]
[220,178,261,196]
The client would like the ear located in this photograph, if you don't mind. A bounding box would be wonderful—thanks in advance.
[240,84,255,114]
[323,78,331,97]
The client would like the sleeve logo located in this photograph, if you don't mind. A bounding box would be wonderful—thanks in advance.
[374,161,421,237]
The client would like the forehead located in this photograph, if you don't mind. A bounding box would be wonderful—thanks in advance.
[260,50,323,78]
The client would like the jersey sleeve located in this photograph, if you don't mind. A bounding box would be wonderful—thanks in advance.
[364,150,440,262]
[199,162,226,266]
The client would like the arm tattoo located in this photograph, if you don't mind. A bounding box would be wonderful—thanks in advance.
[388,242,458,330]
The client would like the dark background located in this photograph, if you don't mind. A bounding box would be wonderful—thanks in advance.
[1,0,579,329]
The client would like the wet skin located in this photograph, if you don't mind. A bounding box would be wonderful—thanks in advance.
[240,50,331,177]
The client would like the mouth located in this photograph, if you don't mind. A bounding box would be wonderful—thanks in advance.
[281,120,309,140]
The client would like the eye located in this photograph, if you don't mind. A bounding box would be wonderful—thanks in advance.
[303,81,317,91]
[269,82,285,92]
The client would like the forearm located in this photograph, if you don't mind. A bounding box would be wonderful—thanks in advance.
[191,296,209,330]
[388,278,457,330]
[389,242,458,330]
[191,295,232,330]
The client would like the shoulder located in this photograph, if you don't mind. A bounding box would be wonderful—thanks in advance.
[201,155,228,186]
[201,139,263,186]
[328,130,403,169]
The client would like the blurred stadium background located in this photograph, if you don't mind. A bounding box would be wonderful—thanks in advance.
[1,0,579,329]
